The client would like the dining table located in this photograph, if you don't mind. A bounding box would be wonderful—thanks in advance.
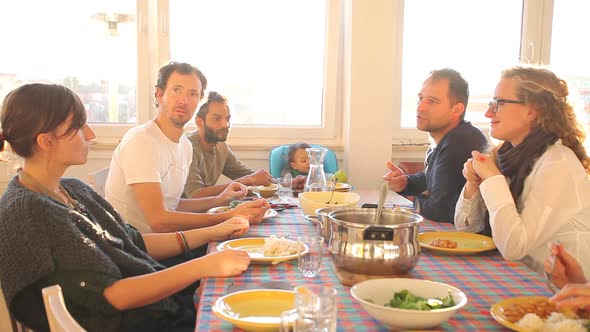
[194,190,552,331]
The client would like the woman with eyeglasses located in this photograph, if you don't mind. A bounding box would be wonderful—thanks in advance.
[454,66,590,276]
[0,83,251,331]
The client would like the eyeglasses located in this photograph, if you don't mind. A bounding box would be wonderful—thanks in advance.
[487,98,525,114]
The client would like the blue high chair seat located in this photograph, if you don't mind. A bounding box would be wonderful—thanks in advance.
[269,144,338,178]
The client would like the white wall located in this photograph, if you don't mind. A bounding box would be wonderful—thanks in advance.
[342,0,399,190]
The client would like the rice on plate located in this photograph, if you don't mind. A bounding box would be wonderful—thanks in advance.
[517,312,590,332]
[263,235,304,257]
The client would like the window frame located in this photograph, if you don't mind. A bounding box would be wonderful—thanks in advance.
[91,0,560,147]
[89,0,151,144]
[96,0,344,147]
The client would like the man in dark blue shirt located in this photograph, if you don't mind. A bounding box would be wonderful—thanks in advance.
[384,69,488,222]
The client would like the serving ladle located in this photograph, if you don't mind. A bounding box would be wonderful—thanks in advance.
[325,175,338,204]
[373,183,388,225]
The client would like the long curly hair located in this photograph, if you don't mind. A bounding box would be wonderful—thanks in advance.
[501,66,590,173]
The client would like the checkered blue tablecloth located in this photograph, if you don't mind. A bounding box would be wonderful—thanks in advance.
[195,208,550,331]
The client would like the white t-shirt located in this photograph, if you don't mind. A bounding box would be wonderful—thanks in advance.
[455,141,590,276]
[105,120,193,233]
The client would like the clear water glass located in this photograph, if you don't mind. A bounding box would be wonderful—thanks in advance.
[280,285,337,332]
[297,235,323,278]
[277,175,293,203]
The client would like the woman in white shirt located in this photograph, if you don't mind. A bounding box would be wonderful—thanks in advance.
[454,66,590,275]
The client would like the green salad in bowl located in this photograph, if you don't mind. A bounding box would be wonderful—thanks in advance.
[378,289,455,311]
[350,278,467,330]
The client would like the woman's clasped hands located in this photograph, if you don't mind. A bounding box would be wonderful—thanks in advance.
[462,151,501,198]
[466,151,502,181]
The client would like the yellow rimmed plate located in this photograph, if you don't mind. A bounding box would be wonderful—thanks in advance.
[418,231,496,254]
[207,206,278,219]
[490,296,550,332]
[212,289,295,332]
[216,237,308,264]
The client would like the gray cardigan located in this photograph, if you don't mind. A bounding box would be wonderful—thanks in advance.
[0,177,185,332]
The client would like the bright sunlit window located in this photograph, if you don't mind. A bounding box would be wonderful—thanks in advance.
[400,0,523,129]
[550,0,590,130]
[169,0,327,127]
[0,0,137,124]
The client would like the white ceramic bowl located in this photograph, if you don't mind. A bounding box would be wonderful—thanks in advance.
[298,191,360,216]
[350,278,467,330]
[248,184,279,198]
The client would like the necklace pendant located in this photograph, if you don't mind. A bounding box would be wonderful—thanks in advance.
[69,210,123,248]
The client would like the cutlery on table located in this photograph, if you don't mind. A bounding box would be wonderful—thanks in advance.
[251,186,262,199]
[544,240,561,294]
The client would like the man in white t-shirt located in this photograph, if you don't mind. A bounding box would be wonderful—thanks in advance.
[105,62,268,233]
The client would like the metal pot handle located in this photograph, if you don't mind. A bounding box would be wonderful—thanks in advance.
[304,215,323,229]
[363,226,394,241]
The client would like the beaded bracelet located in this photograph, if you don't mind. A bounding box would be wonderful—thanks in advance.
[176,231,190,254]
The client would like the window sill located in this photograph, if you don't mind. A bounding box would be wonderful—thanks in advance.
[391,144,429,152]
[90,140,344,153]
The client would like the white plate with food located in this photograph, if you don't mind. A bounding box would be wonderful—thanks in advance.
[207,206,278,219]
[216,236,308,264]
[490,296,590,331]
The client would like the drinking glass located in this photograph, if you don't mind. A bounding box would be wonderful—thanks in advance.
[324,173,334,190]
[280,285,337,332]
[297,235,323,278]
[277,175,293,203]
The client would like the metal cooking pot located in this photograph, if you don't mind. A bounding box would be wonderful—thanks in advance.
[328,208,423,275]
[303,207,347,243]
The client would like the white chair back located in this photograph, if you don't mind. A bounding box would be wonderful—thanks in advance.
[42,285,86,332]
[88,167,109,197]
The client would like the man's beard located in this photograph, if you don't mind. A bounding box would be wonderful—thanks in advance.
[203,122,229,144]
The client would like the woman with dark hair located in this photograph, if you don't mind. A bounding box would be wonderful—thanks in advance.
[0,83,251,331]
[454,66,590,275]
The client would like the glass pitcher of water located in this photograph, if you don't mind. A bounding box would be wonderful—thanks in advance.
[304,147,328,192]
